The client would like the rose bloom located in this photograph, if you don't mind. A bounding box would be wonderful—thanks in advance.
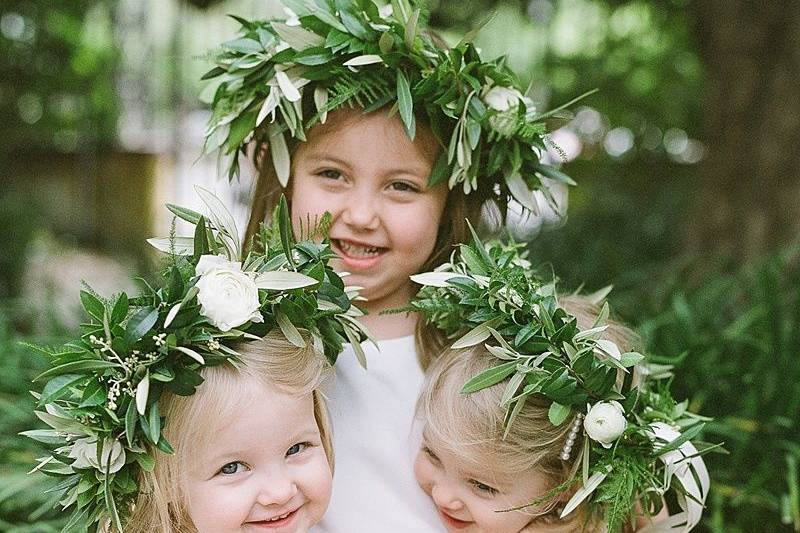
[584,401,627,448]
[68,437,126,473]
[195,255,263,331]
[482,86,523,112]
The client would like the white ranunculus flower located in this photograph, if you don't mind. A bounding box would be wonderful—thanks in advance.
[584,401,627,448]
[483,86,524,112]
[69,437,126,473]
[195,255,264,332]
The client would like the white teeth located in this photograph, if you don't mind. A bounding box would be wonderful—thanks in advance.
[337,240,381,257]
[267,511,290,522]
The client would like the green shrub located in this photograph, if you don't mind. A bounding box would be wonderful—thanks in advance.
[0,306,69,531]
[638,245,800,532]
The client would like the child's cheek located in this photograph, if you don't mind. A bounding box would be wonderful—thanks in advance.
[412,452,434,496]
[304,450,334,524]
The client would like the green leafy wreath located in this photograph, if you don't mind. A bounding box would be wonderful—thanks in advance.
[24,189,371,532]
[203,0,591,214]
[410,226,717,532]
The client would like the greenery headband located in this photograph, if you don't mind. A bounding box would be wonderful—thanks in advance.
[410,228,713,533]
[203,0,583,214]
[24,189,372,532]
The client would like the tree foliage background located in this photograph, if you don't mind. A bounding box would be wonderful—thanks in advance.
[0,0,798,531]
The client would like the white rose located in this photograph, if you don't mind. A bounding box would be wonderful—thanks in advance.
[483,86,523,112]
[195,255,264,332]
[69,437,126,473]
[584,401,627,448]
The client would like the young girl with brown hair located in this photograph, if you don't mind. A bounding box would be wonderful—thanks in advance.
[202,2,575,530]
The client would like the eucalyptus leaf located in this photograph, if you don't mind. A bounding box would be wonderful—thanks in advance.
[548,402,571,426]
[269,124,291,187]
[255,271,318,290]
[147,237,194,255]
[396,70,415,139]
[276,311,306,348]
[166,203,203,225]
[135,373,150,415]
[124,307,159,345]
[452,319,502,349]
[461,360,516,393]
[272,21,325,50]
[35,360,119,382]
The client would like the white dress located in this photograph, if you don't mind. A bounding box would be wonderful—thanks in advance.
[313,335,443,533]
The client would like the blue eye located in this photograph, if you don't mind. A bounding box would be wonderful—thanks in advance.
[287,442,309,456]
[422,446,440,464]
[318,169,342,179]
[219,461,246,475]
[470,479,499,495]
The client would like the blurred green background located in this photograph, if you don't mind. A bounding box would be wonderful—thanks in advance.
[1,0,798,531]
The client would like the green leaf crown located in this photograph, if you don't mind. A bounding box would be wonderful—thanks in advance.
[410,226,716,532]
[202,0,582,214]
[24,189,371,532]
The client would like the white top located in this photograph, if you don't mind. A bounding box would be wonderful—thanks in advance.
[313,335,443,533]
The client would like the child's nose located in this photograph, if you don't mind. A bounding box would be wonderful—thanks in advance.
[430,481,463,511]
[341,189,380,230]
[255,472,298,507]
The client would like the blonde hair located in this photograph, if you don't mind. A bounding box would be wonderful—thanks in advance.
[125,331,333,533]
[417,296,637,532]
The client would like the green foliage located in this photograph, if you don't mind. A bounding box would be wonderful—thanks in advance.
[0,1,119,153]
[0,308,70,531]
[202,2,573,213]
[25,192,372,532]
[637,245,800,533]
[410,234,712,531]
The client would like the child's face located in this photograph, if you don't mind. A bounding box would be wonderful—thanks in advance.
[185,380,332,533]
[414,434,557,533]
[290,108,448,311]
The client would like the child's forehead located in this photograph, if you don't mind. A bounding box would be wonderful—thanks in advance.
[300,107,439,165]
[191,386,317,454]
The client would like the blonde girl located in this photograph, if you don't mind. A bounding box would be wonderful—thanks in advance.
[410,238,711,533]
[415,298,634,533]
[126,332,333,533]
[29,194,366,532]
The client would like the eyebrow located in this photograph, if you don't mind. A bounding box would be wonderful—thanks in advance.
[203,426,320,463]
[301,153,430,179]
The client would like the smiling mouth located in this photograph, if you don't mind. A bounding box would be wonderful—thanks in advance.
[247,508,298,528]
[332,239,387,258]
[438,508,472,530]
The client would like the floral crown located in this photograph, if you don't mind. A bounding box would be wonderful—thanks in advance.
[410,226,714,533]
[24,188,372,532]
[202,0,583,215]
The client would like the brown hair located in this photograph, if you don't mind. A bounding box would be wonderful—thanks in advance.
[416,296,637,532]
[125,331,333,533]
